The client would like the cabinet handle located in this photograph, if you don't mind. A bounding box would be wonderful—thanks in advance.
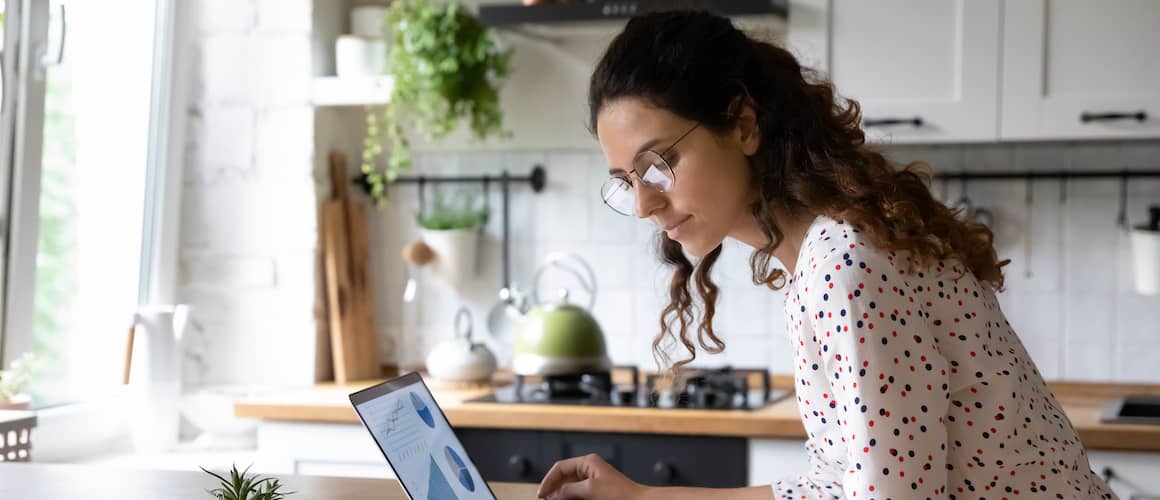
[507,455,531,477]
[863,117,924,128]
[651,461,675,484]
[1080,111,1147,123]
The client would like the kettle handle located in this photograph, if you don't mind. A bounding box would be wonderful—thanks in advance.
[454,306,474,342]
[531,252,597,310]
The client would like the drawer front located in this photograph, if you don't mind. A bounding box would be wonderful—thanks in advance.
[614,433,747,488]
[460,428,748,487]
[458,428,548,484]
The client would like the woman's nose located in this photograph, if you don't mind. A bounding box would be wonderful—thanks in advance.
[634,181,666,219]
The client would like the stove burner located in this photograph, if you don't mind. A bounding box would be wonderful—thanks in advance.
[474,365,785,411]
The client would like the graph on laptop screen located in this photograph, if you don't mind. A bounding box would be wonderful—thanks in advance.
[355,381,491,500]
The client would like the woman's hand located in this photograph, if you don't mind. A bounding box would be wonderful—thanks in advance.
[537,453,648,500]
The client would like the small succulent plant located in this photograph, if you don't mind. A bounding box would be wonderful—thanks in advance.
[201,464,295,500]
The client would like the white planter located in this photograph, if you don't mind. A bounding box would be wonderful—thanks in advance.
[350,6,389,38]
[419,227,479,290]
[0,393,31,410]
[335,35,386,78]
[1130,228,1160,296]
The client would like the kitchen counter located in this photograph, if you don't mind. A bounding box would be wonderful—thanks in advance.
[234,374,1160,452]
[0,462,538,500]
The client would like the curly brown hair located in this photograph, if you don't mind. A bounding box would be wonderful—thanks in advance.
[588,11,1009,374]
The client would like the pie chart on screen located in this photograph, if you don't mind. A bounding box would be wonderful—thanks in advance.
[410,392,435,428]
[444,446,475,492]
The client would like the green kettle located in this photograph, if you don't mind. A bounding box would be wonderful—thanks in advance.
[512,252,611,376]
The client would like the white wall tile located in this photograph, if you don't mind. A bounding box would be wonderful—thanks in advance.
[1066,141,1125,172]
[199,35,254,106]
[1114,294,1160,344]
[255,0,312,34]
[1063,340,1115,382]
[192,0,256,35]
[1114,341,1160,382]
[591,289,634,340]
[1012,142,1069,172]
[1063,197,1121,295]
[1019,335,1062,380]
[715,286,778,339]
[249,35,313,106]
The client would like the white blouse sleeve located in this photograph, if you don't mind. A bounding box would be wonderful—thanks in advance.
[788,250,952,499]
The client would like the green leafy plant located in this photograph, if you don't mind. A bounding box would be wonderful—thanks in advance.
[417,188,490,230]
[0,353,39,403]
[201,464,295,500]
[361,0,513,204]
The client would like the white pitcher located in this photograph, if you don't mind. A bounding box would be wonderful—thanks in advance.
[123,304,191,453]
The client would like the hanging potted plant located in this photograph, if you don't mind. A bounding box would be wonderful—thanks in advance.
[417,188,490,289]
[360,0,513,205]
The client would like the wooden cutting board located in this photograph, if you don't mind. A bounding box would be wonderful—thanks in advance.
[321,151,380,383]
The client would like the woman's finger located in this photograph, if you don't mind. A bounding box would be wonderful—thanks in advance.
[537,455,589,498]
[549,478,593,500]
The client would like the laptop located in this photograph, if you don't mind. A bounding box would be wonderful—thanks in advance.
[349,372,499,500]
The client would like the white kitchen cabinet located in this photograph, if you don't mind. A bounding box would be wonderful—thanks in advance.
[788,0,1001,144]
[254,421,394,479]
[1001,1,1160,141]
[748,438,809,487]
[1085,450,1160,499]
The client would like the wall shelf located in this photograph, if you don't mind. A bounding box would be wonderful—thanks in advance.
[311,76,394,107]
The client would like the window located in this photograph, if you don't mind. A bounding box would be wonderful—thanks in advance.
[1,0,177,408]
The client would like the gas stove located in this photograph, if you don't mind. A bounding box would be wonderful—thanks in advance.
[467,365,790,410]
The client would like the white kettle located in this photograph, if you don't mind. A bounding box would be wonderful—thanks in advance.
[426,306,497,383]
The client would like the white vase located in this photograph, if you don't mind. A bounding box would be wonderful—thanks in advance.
[350,6,390,38]
[125,304,191,454]
[419,227,479,290]
[1130,228,1160,295]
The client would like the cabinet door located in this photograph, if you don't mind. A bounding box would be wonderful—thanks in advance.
[1085,450,1160,499]
[458,428,550,484]
[789,0,1001,144]
[615,433,748,488]
[1001,1,1160,140]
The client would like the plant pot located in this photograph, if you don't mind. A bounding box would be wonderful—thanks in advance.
[0,393,31,410]
[1130,226,1160,295]
[419,227,479,290]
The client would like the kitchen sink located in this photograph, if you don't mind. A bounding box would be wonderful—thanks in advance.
[1100,395,1160,425]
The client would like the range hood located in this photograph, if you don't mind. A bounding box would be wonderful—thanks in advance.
[478,0,788,28]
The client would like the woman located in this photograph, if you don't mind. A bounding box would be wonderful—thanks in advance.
[535,9,1117,500]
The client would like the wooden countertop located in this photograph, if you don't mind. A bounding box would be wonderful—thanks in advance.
[0,462,538,500]
[234,374,1160,452]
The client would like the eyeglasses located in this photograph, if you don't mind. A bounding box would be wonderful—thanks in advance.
[600,122,701,216]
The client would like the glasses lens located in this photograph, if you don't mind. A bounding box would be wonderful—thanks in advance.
[600,177,634,215]
[633,151,675,192]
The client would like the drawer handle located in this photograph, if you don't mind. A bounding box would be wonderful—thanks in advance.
[1080,110,1147,123]
[508,455,531,477]
[863,117,924,128]
[652,461,675,484]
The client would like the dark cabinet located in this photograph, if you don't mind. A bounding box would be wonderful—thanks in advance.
[457,428,747,487]
[457,428,550,483]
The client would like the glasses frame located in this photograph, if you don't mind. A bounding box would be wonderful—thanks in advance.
[601,122,702,216]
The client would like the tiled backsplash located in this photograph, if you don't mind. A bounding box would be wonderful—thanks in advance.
[380,141,1160,383]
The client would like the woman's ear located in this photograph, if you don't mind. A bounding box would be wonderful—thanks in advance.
[730,97,761,156]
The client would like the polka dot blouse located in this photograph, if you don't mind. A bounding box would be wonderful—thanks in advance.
[772,216,1116,499]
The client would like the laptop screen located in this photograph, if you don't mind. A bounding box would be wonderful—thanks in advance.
[350,372,497,500]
